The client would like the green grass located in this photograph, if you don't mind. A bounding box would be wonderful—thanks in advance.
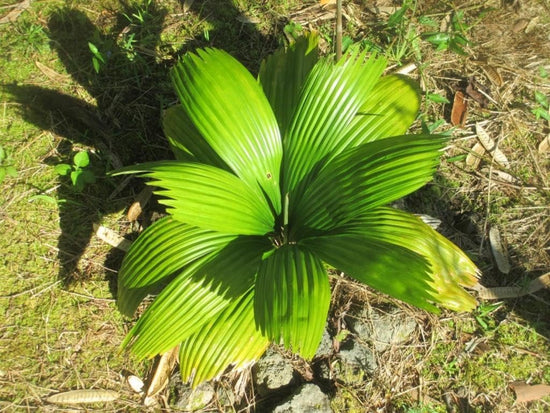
[1,0,549,411]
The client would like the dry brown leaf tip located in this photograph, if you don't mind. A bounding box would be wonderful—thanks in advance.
[94,224,132,252]
[512,18,529,33]
[0,0,30,24]
[143,345,180,405]
[482,65,503,87]
[510,381,550,403]
[127,375,145,394]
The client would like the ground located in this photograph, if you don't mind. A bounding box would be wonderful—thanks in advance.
[0,0,549,411]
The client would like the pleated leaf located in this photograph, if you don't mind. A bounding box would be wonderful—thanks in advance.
[112,162,274,235]
[171,48,282,213]
[163,105,229,169]
[119,217,236,289]
[338,74,421,149]
[258,32,319,137]
[302,234,439,312]
[282,51,387,196]
[117,281,166,318]
[124,236,270,358]
[117,217,236,317]
[179,287,269,387]
[292,134,447,234]
[337,207,479,311]
[254,245,330,358]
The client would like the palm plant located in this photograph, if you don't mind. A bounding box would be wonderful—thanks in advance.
[113,33,479,387]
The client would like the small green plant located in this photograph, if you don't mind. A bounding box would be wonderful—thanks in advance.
[15,20,49,54]
[423,10,471,55]
[55,151,96,192]
[474,302,503,332]
[122,0,153,26]
[283,21,304,42]
[0,146,17,184]
[531,91,550,122]
[88,42,106,73]
[385,0,422,63]
[425,92,450,104]
[113,33,479,387]
[360,0,422,64]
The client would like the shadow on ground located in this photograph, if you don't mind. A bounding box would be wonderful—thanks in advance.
[4,0,282,292]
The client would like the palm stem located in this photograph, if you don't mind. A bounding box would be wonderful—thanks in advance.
[336,0,342,60]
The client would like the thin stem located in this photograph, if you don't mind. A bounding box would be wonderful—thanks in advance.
[336,0,342,60]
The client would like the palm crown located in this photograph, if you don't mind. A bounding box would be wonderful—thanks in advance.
[114,33,479,387]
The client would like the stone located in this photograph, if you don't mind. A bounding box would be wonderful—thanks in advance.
[252,348,295,397]
[215,385,237,410]
[348,307,417,353]
[174,381,215,411]
[314,327,333,358]
[338,340,377,381]
[272,383,332,413]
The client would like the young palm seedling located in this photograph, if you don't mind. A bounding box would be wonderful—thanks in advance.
[113,33,479,387]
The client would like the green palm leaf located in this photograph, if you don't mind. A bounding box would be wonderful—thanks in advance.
[282,51,386,196]
[254,245,330,358]
[116,217,236,316]
[163,105,229,169]
[119,217,235,289]
[337,207,479,311]
[293,134,447,234]
[124,236,270,358]
[171,48,282,213]
[112,162,274,235]
[179,287,269,387]
[258,32,319,137]
[302,233,439,312]
[118,281,166,318]
[339,74,422,148]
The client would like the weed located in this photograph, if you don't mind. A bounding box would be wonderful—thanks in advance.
[0,145,17,184]
[359,0,423,64]
[54,151,97,192]
[422,10,471,55]
[14,19,49,55]
[474,302,503,333]
[425,92,450,105]
[531,91,550,122]
[88,42,106,73]
[283,21,304,41]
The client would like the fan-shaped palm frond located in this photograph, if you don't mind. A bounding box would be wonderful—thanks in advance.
[112,32,479,387]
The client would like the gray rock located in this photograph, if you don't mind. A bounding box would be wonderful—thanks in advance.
[216,385,236,410]
[338,340,377,375]
[272,383,332,413]
[312,356,332,381]
[314,327,333,358]
[348,307,417,353]
[174,381,215,411]
[253,348,295,396]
